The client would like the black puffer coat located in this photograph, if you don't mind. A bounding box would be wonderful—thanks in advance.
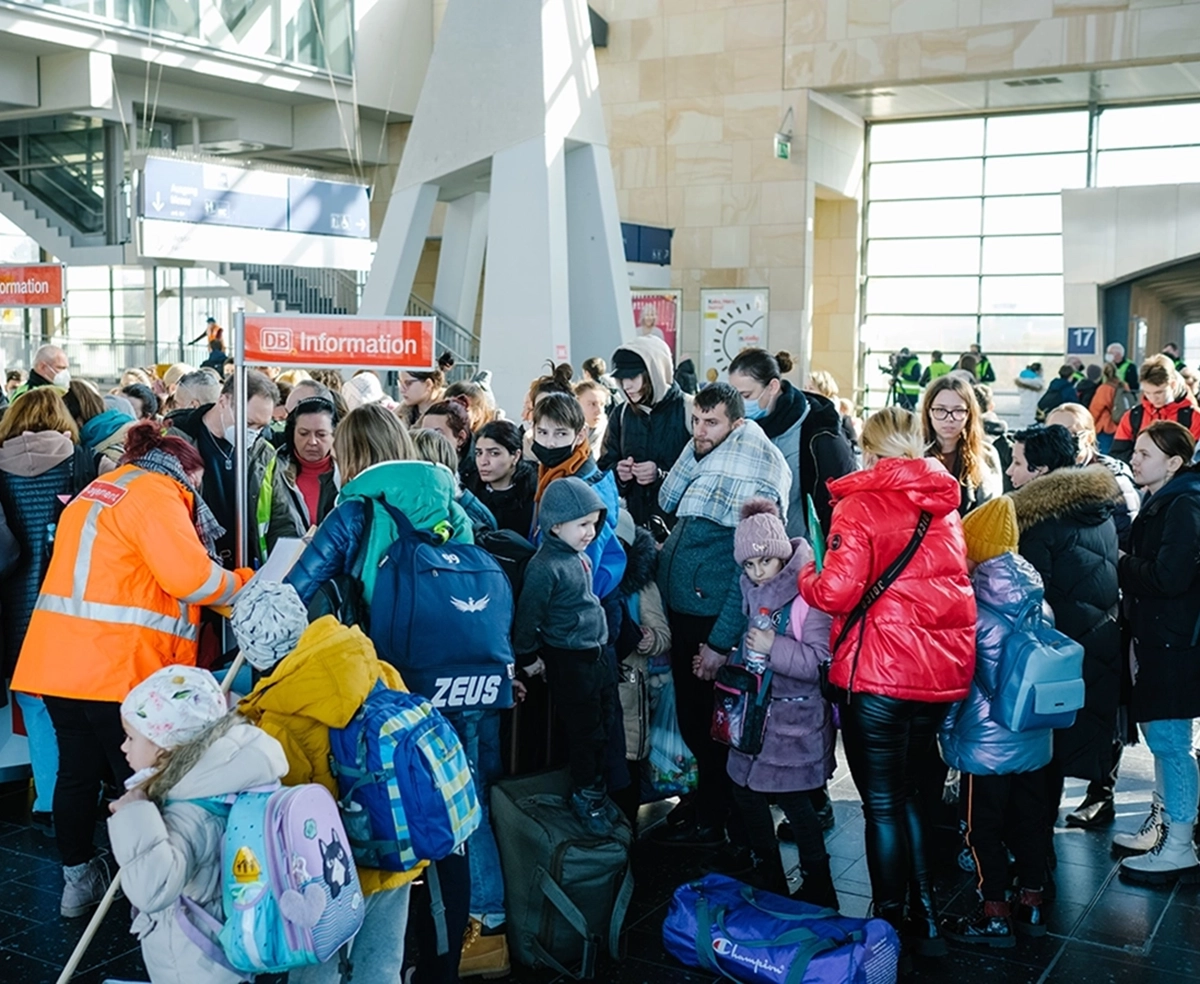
[1119,469,1200,723]
[1011,465,1121,782]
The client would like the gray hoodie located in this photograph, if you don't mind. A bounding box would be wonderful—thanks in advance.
[513,477,609,655]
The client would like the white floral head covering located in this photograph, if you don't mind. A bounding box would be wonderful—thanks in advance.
[121,665,228,749]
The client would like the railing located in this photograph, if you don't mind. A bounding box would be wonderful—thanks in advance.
[232,263,361,315]
[0,333,210,384]
[0,134,107,238]
[22,0,354,74]
[405,294,481,382]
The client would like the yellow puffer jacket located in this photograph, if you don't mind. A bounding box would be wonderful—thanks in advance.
[238,615,425,895]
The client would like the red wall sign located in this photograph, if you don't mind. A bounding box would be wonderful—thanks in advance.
[241,314,436,370]
[0,264,65,307]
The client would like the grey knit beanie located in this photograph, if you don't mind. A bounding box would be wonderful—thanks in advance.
[230,579,309,671]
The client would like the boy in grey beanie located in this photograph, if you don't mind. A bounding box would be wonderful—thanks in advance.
[513,477,614,834]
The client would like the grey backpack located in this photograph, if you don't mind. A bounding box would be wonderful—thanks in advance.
[491,770,634,979]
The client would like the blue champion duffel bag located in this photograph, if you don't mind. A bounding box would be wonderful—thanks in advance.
[663,874,900,984]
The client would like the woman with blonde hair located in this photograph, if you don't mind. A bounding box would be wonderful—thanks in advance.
[921,373,1003,515]
[799,405,976,961]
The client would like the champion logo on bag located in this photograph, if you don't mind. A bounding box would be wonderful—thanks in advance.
[450,595,490,612]
[711,937,786,975]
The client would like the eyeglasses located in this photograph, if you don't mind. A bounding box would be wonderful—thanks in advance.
[930,407,969,422]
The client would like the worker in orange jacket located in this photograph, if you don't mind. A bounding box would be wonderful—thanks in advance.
[11,423,250,920]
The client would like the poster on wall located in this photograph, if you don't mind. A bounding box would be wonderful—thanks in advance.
[700,288,769,382]
[631,289,680,358]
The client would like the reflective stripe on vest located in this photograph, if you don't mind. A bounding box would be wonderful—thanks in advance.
[34,467,218,642]
[256,453,276,563]
[178,560,240,606]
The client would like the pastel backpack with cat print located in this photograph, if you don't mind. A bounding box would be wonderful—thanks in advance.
[177,783,365,975]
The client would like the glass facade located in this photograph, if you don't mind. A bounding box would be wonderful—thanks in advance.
[862,100,1200,415]
[27,0,353,74]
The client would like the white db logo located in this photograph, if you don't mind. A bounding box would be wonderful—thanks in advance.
[260,327,293,353]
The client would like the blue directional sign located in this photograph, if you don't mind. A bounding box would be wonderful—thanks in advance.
[140,157,370,239]
[289,177,370,239]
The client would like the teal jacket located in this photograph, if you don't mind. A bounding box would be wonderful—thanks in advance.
[656,515,746,652]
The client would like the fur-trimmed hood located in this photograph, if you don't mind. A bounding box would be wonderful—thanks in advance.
[620,526,658,595]
[1010,465,1121,532]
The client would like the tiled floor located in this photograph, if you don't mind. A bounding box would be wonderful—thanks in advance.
[0,738,1195,982]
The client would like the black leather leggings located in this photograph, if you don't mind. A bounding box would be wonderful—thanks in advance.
[839,693,949,911]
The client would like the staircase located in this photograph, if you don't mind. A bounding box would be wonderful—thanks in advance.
[0,168,126,266]
[211,261,481,378]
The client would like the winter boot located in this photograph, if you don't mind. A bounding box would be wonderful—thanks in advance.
[742,851,789,896]
[61,856,110,918]
[793,860,839,911]
[941,900,1015,948]
[459,918,512,979]
[1120,813,1200,885]
[1013,887,1047,937]
[904,885,947,957]
[1065,786,1116,828]
[1112,794,1164,855]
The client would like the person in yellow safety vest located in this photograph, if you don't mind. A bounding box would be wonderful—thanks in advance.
[892,348,923,410]
[969,343,997,384]
[920,351,953,387]
[166,368,302,568]
[10,423,251,920]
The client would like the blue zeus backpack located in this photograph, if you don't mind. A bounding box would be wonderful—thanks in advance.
[329,683,481,872]
[981,601,1086,733]
[366,498,515,710]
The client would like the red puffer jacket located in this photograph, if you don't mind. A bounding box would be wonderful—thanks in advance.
[798,456,976,703]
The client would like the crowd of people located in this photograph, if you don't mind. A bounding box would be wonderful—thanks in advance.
[0,331,1198,982]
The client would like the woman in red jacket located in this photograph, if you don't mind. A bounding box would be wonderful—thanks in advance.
[799,406,976,959]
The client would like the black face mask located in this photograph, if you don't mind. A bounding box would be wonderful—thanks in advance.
[532,441,575,468]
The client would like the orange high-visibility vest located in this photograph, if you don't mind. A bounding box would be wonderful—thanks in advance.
[11,465,250,703]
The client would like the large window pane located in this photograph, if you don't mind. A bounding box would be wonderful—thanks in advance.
[984,153,1087,195]
[868,199,981,238]
[1099,103,1200,150]
[861,315,978,354]
[65,291,111,317]
[983,195,1062,235]
[63,316,113,340]
[980,275,1063,314]
[1096,146,1200,187]
[870,159,983,200]
[65,267,109,290]
[980,316,1063,352]
[982,236,1062,274]
[868,238,980,276]
[985,112,1089,156]
[869,118,984,163]
[866,277,979,315]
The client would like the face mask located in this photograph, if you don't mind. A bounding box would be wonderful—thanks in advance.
[52,368,71,389]
[1104,353,1115,364]
[224,425,260,446]
[532,441,575,468]
[743,399,768,421]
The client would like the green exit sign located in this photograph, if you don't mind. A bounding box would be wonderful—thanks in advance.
[774,133,791,160]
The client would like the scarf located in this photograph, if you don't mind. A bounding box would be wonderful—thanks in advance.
[80,409,133,450]
[534,439,593,502]
[759,381,805,440]
[133,447,225,560]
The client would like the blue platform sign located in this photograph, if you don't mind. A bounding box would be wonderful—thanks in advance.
[141,157,370,239]
[1067,327,1097,355]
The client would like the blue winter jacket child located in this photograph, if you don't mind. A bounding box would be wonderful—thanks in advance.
[939,552,1055,776]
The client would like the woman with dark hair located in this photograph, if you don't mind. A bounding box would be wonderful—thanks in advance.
[727,348,854,536]
[467,419,539,536]
[10,421,247,919]
[921,373,1004,515]
[1007,424,1121,874]
[598,337,691,528]
[421,395,476,485]
[399,351,455,427]
[278,395,339,530]
[1116,421,1200,882]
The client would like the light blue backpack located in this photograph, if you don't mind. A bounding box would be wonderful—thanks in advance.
[177,784,365,975]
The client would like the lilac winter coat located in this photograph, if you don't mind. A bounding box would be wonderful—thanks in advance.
[727,538,836,794]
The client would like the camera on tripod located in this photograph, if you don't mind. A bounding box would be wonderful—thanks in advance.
[878,348,912,376]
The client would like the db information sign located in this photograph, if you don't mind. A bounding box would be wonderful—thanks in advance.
[241,314,436,370]
[0,264,65,307]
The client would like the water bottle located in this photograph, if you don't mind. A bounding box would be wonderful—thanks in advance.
[744,607,773,674]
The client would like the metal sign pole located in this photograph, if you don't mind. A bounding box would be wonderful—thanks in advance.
[233,311,248,569]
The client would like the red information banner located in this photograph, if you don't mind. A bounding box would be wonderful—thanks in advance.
[0,263,65,307]
[241,314,436,370]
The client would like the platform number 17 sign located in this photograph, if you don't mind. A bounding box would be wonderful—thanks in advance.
[1067,327,1097,355]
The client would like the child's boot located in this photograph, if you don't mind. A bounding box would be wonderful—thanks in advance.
[61,856,110,918]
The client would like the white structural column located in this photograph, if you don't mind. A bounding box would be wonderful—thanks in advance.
[433,191,489,332]
[359,182,438,316]
[565,142,631,372]
[481,137,573,415]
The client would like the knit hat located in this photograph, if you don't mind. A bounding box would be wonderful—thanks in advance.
[734,498,792,565]
[539,476,607,531]
[961,495,1019,566]
[230,579,310,671]
[342,372,386,410]
[121,666,227,749]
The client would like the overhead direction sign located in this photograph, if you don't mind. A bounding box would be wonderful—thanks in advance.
[241,314,436,370]
[0,263,65,307]
[140,157,370,239]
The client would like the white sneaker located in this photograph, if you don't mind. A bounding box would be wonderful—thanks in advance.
[61,856,110,918]
[1112,794,1163,855]
[1120,813,1200,885]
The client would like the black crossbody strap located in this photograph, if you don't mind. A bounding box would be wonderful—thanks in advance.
[831,510,932,656]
